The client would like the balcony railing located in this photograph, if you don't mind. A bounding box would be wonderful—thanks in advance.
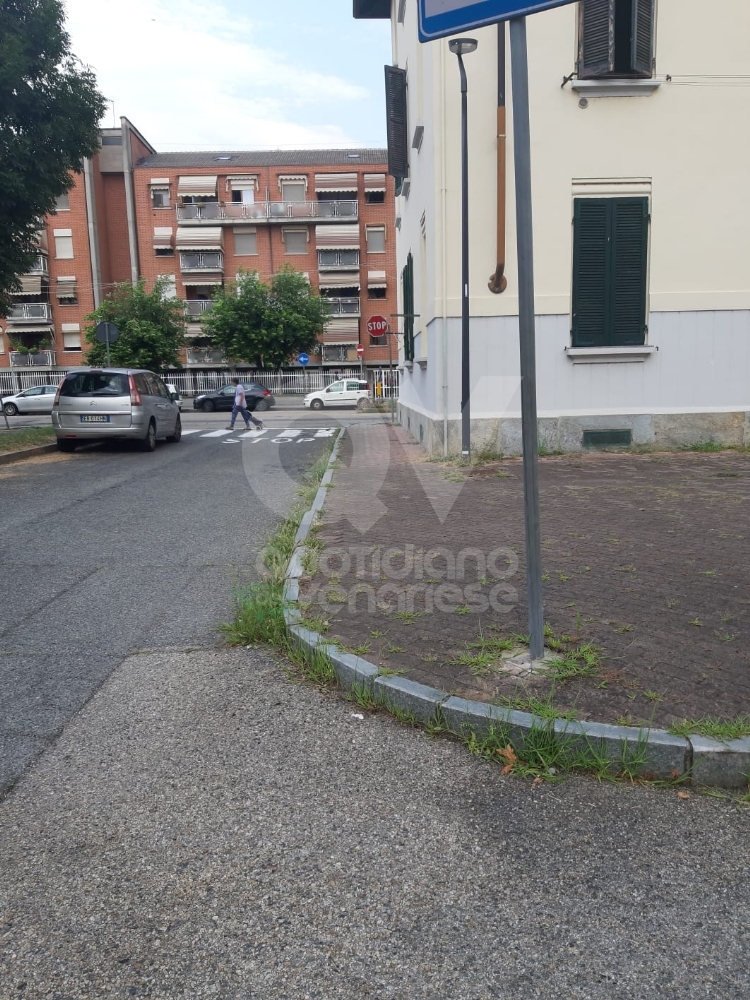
[6,302,53,323]
[184,300,215,317]
[9,350,56,368]
[27,255,49,275]
[179,252,223,272]
[176,201,358,223]
[326,296,360,316]
[186,348,227,365]
[317,251,360,270]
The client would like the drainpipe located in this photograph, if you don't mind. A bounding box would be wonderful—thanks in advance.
[120,117,140,284]
[488,22,508,295]
[83,157,102,308]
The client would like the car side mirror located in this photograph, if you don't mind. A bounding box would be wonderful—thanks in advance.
[171,392,179,401]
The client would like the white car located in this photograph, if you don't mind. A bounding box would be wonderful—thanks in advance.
[2,384,58,416]
[304,379,371,410]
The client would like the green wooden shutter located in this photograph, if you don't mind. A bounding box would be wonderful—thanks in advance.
[572,199,609,347]
[384,65,409,181]
[402,252,415,362]
[610,197,648,345]
[631,0,655,76]
[578,0,615,79]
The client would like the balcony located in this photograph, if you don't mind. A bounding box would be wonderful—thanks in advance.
[27,255,49,275]
[176,201,358,224]
[326,296,360,316]
[179,252,223,273]
[186,348,227,365]
[317,250,360,271]
[9,350,56,368]
[6,302,53,324]
[184,300,215,318]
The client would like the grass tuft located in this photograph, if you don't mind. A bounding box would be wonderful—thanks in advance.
[0,426,57,453]
[668,716,750,741]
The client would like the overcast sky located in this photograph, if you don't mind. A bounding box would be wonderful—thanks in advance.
[63,0,392,151]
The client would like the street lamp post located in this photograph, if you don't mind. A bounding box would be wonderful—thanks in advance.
[449,37,477,461]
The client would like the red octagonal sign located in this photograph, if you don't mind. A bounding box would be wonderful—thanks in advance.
[366,314,388,338]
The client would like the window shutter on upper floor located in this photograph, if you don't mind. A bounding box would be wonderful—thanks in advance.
[578,0,615,79]
[631,0,654,76]
[384,65,409,181]
[610,198,649,345]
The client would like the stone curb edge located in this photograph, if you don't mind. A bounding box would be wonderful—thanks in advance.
[0,443,58,466]
[281,429,750,791]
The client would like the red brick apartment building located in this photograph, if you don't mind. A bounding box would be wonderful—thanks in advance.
[0,118,397,377]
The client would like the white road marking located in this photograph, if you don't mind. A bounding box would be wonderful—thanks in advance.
[239,429,267,439]
[201,429,232,438]
[315,428,337,437]
[276,429,302,438]
[181,429,202,436]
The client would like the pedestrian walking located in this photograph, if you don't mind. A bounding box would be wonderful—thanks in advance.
[226,378,263,431]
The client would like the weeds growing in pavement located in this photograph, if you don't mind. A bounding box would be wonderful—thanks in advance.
[682,441,724,453]
[394,611,423,624]
[348,683,378,711]
[668,716,750,741]
[494,690,580,722]
[546,643,600,681]
[388,704,417,726]
[425,706,449,736]
[299,615,331,635]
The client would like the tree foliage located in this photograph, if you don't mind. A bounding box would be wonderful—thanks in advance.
[84,279,186,371]
[0,0,106,312]
[204,267,331,368]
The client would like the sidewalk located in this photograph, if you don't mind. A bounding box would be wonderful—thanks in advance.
[302,423,750,730]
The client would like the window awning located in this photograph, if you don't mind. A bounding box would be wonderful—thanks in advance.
[367,270,387,287]
[226,175,258,191]
[182,279,224,286]
[8,325,53,333]
[56,276,77,298]
[314,172,358,193]
[176,226,223,250]
[278,175,307,187]
[315,224,360,249]
[325,317,360,336]
[177,175,218,198]
[61,322,80,333]
[14,275,42,296]
[153,226,173,249]
[364,173,386,191]
[318,272,360,289]
[150,177,170,187]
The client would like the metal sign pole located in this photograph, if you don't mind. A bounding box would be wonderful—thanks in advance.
[510,16,544,660]
[105,330,111,367]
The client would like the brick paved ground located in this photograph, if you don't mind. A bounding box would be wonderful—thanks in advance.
[300,424,750,729]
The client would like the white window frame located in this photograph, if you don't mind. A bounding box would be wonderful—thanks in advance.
[53,229,74,259]
[366,225,386,254]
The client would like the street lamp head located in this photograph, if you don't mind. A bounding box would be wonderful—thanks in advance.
[448,37,478,56]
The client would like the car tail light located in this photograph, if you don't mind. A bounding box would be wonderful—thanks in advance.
[53,381,63,407]
[262,390,270,396]
[129,374,142,406]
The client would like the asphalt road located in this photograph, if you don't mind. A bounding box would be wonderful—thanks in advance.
[0,412,342,795]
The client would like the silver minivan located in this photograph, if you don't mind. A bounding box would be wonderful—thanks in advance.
[52,368,181,452]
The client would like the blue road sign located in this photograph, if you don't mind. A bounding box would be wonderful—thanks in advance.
[418,0,576,42]
[297,353,310,366]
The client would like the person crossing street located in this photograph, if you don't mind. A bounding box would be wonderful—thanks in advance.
[226,378,263,432]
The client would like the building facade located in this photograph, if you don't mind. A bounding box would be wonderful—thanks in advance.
[355,0,750,455]
[0,126,397,377]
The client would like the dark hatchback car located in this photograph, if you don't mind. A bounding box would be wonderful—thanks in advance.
[192,382,276,413]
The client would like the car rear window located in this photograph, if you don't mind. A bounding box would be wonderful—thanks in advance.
[60,372,130,397]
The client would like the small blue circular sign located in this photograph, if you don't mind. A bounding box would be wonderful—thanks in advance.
[297,353,309,366]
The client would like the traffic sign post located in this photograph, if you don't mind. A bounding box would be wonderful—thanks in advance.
[415,0,572,659]
[94,321,119,367]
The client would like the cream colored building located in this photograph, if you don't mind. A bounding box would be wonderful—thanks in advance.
[354,0,750,455]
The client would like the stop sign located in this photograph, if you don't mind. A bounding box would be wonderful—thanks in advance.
[366,314,388,338]
[356,345,365,357]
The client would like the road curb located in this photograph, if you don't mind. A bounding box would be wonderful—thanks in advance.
[0,443,58,466]
[282,431,749,790]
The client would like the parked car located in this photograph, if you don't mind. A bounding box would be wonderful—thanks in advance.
[164,383,182,411]
[192,382,275,413]
[52,368,181,452]
[304,379,371,410]
[2,384,58,416]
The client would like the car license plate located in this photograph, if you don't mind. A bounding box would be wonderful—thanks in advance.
[80,415,110,423]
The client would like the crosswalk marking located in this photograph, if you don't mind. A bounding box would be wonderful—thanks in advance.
[315,428,336,438]
[201,429,232,438]
[182,426,336,443]
[276,429,301,439]
[181,429,201,436]
[239,429,267,439]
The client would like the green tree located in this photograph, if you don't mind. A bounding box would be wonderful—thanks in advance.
[0,0,106,312]
[205,267,330,368]
[84,279,186,371]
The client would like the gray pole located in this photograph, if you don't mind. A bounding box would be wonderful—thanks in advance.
[105,331,111,368]
[457,53,471,460]
[509,16,544,660]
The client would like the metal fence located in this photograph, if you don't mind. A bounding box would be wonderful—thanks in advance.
[0,367,400,399]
